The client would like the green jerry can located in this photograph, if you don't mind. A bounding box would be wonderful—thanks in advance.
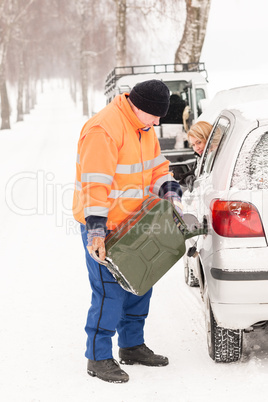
[92,196,207,296]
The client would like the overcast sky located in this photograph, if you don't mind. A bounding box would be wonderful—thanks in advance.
[201,0,268,96]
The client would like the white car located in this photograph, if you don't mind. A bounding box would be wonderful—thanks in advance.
[182,98,268,363]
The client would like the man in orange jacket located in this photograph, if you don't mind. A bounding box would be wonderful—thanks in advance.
[73,79,183,383]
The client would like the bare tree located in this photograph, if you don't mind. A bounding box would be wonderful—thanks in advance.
[114,0,127,66]
[0,0,212,127]
[174,0,211,65]
[125,0,185,66]
[0,2,12,129]
[16,36,24,122]
[0,0,36,129]
[65,0,115,116]
[80,12,90,116]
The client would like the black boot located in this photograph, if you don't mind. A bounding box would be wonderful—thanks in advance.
[87,358,129,383]
[119,343,169,366]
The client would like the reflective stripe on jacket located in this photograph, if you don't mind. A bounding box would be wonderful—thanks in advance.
[73,93,175,230]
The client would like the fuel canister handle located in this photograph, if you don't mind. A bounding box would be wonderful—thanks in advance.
[91,250,136,294]
[90,250,110,267]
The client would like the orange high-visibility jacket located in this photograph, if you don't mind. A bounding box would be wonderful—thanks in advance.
[73,93,176,230]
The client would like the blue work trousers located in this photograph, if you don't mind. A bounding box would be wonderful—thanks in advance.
[81,224,153,361]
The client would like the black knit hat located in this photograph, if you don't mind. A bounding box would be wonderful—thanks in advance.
[129,79,170,117]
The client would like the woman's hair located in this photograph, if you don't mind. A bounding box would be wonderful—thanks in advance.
[187,121,213,144]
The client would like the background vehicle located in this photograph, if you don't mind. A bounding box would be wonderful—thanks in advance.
[182,94,268,363]
[105,63,209,182]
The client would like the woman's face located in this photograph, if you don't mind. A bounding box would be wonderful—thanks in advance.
[189,135,206,156]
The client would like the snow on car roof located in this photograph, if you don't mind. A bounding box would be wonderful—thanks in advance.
[199,83,268,124]
[229,99,268,121]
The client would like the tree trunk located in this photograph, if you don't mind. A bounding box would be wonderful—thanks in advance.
[174,0,211,65]
[1,80,10,130]
[24,85,30,114]
[17,49,24,122]
[115,0,126,66]
[0,33,10,129]
[30,80,37,109]
[70,77,77,104]
[80,45,89,117]
[24,76,30,114]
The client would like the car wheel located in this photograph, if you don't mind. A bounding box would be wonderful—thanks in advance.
[203,282,243,363]
[184,255,200,287]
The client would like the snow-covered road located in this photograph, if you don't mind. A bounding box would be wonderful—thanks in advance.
[1,85,268,402]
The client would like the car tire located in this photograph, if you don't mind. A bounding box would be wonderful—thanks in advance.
[203,282,243,363]
[184,255,200,287]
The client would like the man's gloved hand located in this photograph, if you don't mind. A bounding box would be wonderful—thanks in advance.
[87,228,106,261]
[163,191,184,218]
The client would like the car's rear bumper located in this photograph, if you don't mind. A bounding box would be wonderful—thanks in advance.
[205,247,268,329]
[211,302,268,330]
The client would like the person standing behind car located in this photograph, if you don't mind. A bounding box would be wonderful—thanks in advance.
[179,121,213,188]
[72,80,183,384]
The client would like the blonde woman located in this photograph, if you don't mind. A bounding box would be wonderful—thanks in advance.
[187,121,213,156]
[179,121,213,187]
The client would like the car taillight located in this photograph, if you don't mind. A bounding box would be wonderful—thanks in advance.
[210,199,265,237]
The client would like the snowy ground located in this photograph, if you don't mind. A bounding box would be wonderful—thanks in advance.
[1,85,268,402]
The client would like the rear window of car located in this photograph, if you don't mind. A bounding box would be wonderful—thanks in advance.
[231,130,268,189]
